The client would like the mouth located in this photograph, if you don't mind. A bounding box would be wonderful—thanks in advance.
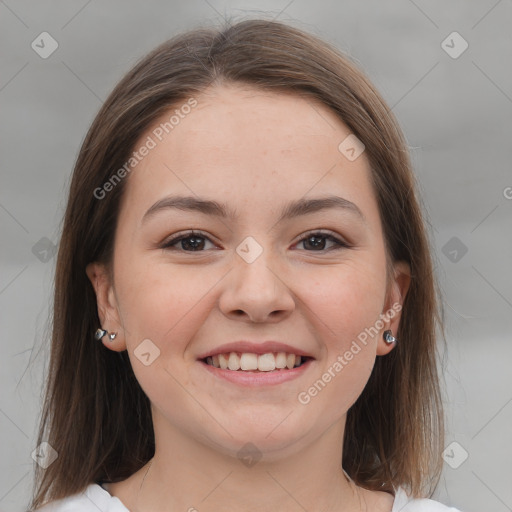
[197,352,315,387]
[199,352,314,372]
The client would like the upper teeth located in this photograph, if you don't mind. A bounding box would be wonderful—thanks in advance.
[205,352,303,371]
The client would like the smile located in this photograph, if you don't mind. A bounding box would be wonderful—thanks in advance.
[202,351,312,372]
[198,352,314,387]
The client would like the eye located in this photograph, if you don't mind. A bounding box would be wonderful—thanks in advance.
[160,229,349,253]
[294,231,349,252]
[160,230,217,252]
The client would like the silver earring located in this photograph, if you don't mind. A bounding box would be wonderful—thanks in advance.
[383,330,397,345]
[95,328,117,341]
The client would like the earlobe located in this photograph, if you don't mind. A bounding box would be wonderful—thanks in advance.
[85,262,126,352]
[377,261,411,356]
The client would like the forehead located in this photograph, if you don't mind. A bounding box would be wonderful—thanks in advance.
[172,84,347,152]
[119,83,378,226]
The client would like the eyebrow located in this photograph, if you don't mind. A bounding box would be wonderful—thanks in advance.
[141,194,366,225]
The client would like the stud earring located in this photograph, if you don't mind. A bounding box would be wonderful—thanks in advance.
[95,328,117,341]
[383,330,397,345]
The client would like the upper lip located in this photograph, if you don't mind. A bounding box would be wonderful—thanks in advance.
[197,341,315,360]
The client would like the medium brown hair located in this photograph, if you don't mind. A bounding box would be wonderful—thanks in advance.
[30,18,444,509]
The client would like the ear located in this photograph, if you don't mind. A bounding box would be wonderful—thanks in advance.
[376,260,411,356]
[86,262,127,352]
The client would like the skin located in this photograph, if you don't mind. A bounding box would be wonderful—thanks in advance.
[87,83,410,512]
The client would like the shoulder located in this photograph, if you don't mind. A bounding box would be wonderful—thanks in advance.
[393,487,464,511]
[33,483,129,512]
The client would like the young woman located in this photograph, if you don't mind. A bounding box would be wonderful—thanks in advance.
[30,18,463,512]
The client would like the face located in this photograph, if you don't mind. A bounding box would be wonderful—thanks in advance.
[87,83,409,460]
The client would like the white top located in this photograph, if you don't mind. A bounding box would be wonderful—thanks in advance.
[34,482,463,511]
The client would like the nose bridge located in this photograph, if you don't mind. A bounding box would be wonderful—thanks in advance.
[219,235,295,322]
[234,237,283,296]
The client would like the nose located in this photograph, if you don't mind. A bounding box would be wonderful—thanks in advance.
[218,248,296,323]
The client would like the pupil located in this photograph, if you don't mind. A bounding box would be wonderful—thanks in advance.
[305,235,325,250]
[183,236,204,251]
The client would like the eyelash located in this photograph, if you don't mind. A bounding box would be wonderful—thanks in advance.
[160,229,350,252]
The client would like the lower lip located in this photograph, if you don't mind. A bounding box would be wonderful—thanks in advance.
[198,359,314,387]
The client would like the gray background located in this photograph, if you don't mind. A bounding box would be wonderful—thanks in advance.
[1,1,511,511]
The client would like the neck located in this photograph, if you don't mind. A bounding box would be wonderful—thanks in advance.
[114,412,375,512]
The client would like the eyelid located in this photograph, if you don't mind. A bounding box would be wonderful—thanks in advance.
[160,230,218,250]
[293,229,350,248]
[293,229,353,254]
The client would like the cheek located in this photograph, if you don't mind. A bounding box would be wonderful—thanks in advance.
[114,260,218,405]
[114,256,217,353]
[295,260,386,408]
[298,259,387,344]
